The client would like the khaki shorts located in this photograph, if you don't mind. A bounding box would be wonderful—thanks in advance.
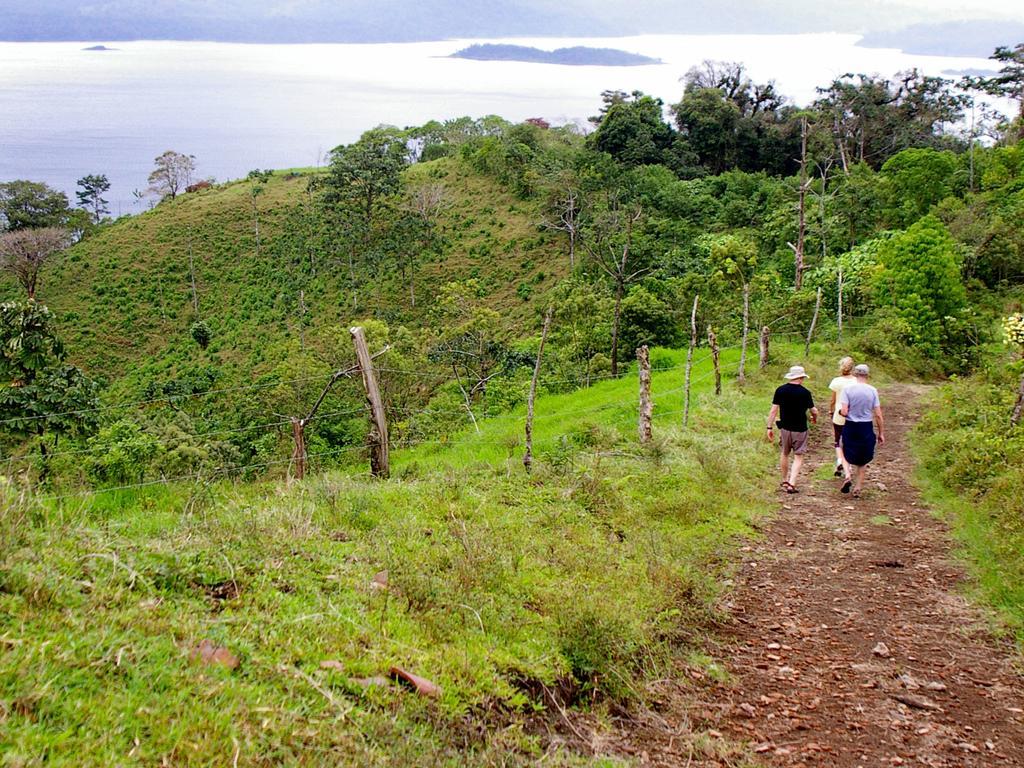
[780,429,809,455]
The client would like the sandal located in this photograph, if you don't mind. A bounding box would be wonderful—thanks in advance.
[834,464,843,477]
[841,479,852,494]
[781,481,799,494]
[852,489,861,499]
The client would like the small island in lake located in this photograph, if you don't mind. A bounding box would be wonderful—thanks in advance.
[83,45,116,51]
[450,44,661,67]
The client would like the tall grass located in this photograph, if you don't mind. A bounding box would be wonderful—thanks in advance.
[0,345,808,766]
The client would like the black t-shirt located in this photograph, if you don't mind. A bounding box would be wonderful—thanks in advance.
[772,383,815,432]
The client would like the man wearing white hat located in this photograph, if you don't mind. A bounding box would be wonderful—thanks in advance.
[766,365,819,493]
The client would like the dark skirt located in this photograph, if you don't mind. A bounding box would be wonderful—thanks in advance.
[842,420,876,466]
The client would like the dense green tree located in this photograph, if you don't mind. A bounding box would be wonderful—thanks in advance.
[880,148,959,226]
[324,127,409,219]
[547,278,613,387]
[588,91,686,170]
[619,282,681,353]
[673,61,799,176]
[0,300,99,476]
[0,180,72,231]
[872,216,966,355]
[829,162,886,248]
[321,126,410,307]
[672,87,742,175]
[76,174,111,224]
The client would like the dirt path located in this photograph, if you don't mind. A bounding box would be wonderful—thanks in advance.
[608,384,1024,766]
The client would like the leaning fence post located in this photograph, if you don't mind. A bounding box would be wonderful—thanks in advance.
[759,326,770,370]
[350,326,390,479]
[290,417,307,481]
[637,345,652,444]
[707,325,721,396]
[806,285,822,358]
[684,294,699,426]
[523,308,552,473]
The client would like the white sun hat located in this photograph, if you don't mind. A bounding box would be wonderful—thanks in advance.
[783,365,809,380]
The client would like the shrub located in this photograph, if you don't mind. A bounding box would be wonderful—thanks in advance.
[872,216,966,359]
[190,320,212,349]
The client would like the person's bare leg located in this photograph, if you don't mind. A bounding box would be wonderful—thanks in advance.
[780,451,790,483]
[788,454,804,488]
[853,465,867,495]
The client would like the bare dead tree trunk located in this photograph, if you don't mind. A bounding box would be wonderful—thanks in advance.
[564,189,579,269]
[637,345,652,444]
[452,362,480,433]
[188,237,199,315]
[738,282,750,383]
[684,295,699,427]
[611,276,624,377]
[592,206,643,379]
[805,286,822,358]
[793,116,809,290]
[819,161,830,264]
[523,308,552,473]
[348,245,358,311]
[251,195,261,258]
[835,118,850,175]
[837,266,844,343]
[708,326,721,396]
[351,326,389,479]
[759,326,770,370]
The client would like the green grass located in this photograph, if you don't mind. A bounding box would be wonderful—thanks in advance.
[913,369,1024,643]
[9,156,566,392]
[0,345,803,767]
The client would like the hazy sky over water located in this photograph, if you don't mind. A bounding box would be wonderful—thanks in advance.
[1,0,1023,42]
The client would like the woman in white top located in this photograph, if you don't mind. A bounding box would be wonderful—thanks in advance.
[828,356,857,493]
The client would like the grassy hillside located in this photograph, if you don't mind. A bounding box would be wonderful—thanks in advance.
[28,157,566,391]
[0,344,801,767]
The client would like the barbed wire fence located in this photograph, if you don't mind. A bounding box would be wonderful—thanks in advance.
[4,301,863,504]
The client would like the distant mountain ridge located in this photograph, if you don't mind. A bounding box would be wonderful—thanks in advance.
[857,20,1024,57]
[1,0,1018,43]
[451,44,661,66]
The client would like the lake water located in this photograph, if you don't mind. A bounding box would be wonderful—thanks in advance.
[0,35,995,215]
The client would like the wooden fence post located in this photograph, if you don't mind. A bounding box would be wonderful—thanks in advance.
[290,417,307,480]
[637,345,652,444]
[759,326,770,370]
[684,295,699,426]
[707,325,721,396]
[805,286,822,358]
[351,326,390,479]
[523,308,552,473]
